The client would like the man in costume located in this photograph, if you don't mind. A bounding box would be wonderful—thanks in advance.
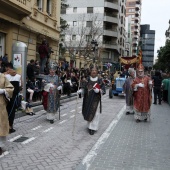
[0,72,14,155]
[132,64,152,123]
[42,62,62,124]
[123,68,135,115]
[79,65,105,135]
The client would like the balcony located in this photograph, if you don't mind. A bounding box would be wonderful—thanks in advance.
[104,15,118,24]
[135,10,140,16]
[0,0,31,20]
[104,2,119,11]
[103,29,118,37]
[135,4,140,10]
[103,41,118,50]
[134,16,140,22]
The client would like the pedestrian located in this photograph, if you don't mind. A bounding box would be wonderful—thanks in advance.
[1,53,8,64]
[5,64,21,133]
[132,64,152,123]
[162,74,169,103]
[38,39,49,74]
[0,72,14,155]
[152,71,162,105]
[42,62,62,124]
[78,65,105,135]
[123,68,135,115]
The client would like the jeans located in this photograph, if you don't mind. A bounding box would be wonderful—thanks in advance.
[40,57,47,74]
[153,86,161,104]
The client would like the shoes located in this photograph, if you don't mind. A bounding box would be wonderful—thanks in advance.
[136,119,140,123]
[126,112,130,115]
[153,102,157,105]
[0,147,4,155]
[144,119,147,122]
[9,128,16,134]
[89,129,95,135]
[50,120,54,124]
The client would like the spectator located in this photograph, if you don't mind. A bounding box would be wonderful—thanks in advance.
[26,77,34,103]
[1,53,8,64]
[38,39,49,74]
[162,74,169,103]
[0,58,5,73]
[27,59,35,81]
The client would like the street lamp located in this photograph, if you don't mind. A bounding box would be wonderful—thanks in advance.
[91,39,98,63]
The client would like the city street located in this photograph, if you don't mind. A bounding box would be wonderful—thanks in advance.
[0,92,126,170]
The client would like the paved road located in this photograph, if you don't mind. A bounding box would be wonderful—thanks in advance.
[0,93,125,170]
[76,101,170,170]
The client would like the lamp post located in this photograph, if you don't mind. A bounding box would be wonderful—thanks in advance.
[91,39,98,64]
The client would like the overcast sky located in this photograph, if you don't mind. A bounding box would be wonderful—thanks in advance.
[140,0,170,57]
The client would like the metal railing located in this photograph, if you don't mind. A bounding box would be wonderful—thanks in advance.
[17,0,26,5]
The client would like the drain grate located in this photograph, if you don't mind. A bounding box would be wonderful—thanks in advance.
[13,137,29,142]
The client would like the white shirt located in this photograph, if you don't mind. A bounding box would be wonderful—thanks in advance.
[5,74,21,86]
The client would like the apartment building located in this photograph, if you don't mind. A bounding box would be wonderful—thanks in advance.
[61,0,126,66]
[0,0,60,62]
[140,24,155,68]
[126,0,142,56]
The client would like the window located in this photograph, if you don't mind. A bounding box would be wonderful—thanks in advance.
[86,35,92,42]
[87,7,93,13]
[72,35,76,40]
[73,21,77,26]
[47,0,52,16]
[86,21,92,27]
[37,0,42,11]
[73,7,77,13]
[60,35,65,41]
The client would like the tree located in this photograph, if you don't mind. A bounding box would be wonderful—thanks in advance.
[153,41,170,72]
[61,13,103,65]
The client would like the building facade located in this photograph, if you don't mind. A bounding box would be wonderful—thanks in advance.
[140,24,155,68]
[125,16,132,56]
[61,0,126,68]
[126,0,142,56]
[0,0,61,62]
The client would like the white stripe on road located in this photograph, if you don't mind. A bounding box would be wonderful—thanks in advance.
[8,135,22,142]
[78,111,82,114]
[80,105,126,170]
[0,151,9,158]
[31,125,42,131]
[70,115,75,118]
[61,114,67,117]
[78,106,82,108]
[43,127,54,133]
[22,137,36,144]
[70,110,75,112]
[59,120,67,124]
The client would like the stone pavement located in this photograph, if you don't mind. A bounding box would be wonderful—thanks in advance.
[0,92,126,170]
[76,101,170,170]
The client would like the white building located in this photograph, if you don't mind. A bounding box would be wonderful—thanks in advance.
[61,0,126,65]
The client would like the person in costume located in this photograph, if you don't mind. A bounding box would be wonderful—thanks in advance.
[42,62,62,124]
[123,68,135,115]
[5,64,21,133]
[132,64,152,123]
[0,72,14,155]
[78,65,105,135]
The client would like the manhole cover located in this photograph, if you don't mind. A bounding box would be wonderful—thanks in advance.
[13,137,29,142]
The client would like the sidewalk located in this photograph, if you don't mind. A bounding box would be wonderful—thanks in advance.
[76,102,170,170]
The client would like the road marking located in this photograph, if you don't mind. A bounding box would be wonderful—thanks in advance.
[70,115,75,118]
[79,105,126,170]
[70,110,75,112]
[31,125,42,131]
[22,137,36,144]
[59,120,67,124]
[61,114,67,117]
[43,127,54,133]
[78,111,82,114]
[8,135,22,142]
[78,106,82,108]
[0,151,9,158]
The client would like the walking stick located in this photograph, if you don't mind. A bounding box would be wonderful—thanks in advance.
[72,70,81,136]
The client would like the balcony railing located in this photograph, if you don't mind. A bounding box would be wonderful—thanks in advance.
[104,1,119,10]
[17,0,26,5]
